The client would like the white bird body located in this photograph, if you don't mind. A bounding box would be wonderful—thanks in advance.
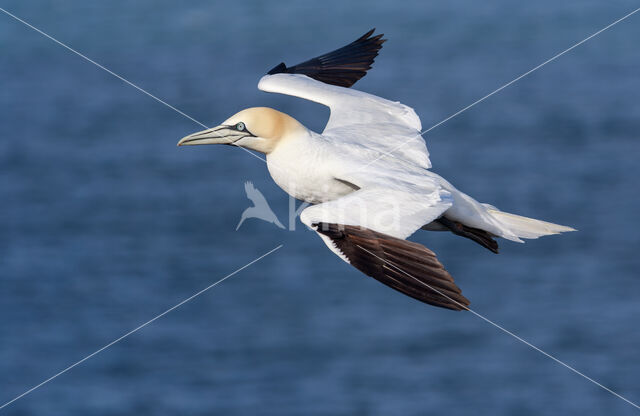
[269,130,513,240]
[178,30,575,310]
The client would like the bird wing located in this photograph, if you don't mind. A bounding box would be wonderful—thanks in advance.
[259,30,430,168]
[258,72,421,131]
[299,187,467,310]
[266,29,385,88]
[244,181,269,207]
[300,186,451,240]
[258,73,430,168]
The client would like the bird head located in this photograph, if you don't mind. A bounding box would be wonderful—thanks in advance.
[178,107,305,154]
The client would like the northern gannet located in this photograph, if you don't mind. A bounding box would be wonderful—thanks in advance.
[178,29,575,311]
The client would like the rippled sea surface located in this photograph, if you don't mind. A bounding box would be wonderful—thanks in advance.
[1,1,640,415]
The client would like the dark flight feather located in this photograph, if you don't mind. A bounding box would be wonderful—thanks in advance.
[435,217,500,254]
[267,29,386,88]
[314,223,470,311]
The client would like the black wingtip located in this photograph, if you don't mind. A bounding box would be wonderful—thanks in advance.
[267,29,386,88]
[267,62,287,75]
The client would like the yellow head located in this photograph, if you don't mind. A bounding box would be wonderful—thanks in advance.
[178,107,306,154]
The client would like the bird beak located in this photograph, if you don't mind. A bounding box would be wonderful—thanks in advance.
[177,125,243,147]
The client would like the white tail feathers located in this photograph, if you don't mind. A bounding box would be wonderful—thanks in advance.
[487,209,576,240]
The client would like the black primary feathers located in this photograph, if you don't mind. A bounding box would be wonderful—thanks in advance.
[267,29,386,88]
[314,223,470,311]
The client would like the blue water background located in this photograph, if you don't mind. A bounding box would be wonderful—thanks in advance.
[1,1,639,415]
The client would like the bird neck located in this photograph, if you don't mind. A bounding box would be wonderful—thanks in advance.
[265,111,312,153]
[276,111,310,141]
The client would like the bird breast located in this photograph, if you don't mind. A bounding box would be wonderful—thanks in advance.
[266,136,356,204]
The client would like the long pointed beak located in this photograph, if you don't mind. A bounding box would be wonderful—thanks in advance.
[177,125,240,146]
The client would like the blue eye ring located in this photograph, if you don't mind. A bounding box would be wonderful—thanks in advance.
[236,122,245,131]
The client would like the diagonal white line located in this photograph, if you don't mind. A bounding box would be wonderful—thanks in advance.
[419,6,640,137]
[0,7,205,127]
[355,244,640,411]
[356,6,640,171]
[0,244,283,411]
[0,6,268,164]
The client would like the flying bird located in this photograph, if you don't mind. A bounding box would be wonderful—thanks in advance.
[178,29,575,311]
[236,181,285,230]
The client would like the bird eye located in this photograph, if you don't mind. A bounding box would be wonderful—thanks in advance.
[236,122,245,131]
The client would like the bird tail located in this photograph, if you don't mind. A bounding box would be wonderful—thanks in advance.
[486,209,576,240]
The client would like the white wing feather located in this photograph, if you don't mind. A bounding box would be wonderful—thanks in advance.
[300,187,452,240]
[258,73,431,169]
